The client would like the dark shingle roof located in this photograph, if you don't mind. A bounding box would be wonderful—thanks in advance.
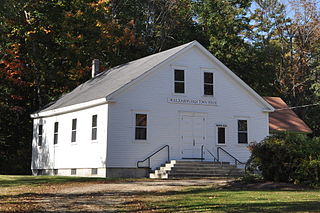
[39,41,194,113]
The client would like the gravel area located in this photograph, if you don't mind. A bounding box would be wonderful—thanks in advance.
[42,178,234,212]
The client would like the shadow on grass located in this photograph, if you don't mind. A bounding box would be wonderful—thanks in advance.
[0,175,112,187]
[1,186,320,213]
[0,175,155,188]
[126,201,320,213]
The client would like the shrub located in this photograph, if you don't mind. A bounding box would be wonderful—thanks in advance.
[247,132,320,186]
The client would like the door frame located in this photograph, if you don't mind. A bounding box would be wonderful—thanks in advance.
[179,111,207,159]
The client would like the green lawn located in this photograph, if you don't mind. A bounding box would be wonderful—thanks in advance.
[0,175,107,187]
[136,186,320,212]
[1,175,320,212]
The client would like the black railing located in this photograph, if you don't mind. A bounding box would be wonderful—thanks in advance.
[137,145,170,169]
[201,145,219,162]
[217,147,245,166]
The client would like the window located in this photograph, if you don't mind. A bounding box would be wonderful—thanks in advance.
[204,72,214,96]
[37,169,43,175]
[38,125,43,146]
[217,127,226,144]
[91,168,98,175]
[53,169,58,175]
[135,114,147,140]
[91,115,97,140]
[71,119,77,142]
[174,69,185,94]
[71,168,76,175]
[54,122,59,144]
[238,120,248,144]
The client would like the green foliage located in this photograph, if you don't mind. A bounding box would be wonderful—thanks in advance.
[241,172,264,184]
[248,133,320,186]
[0,0,319,175]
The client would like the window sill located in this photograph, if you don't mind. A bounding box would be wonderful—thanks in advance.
[133,140,149,144]
[91,140,99,143]
[237,143,249,146]
[172,93,187,97]
[216,143,227,146]
[202,95,215,98]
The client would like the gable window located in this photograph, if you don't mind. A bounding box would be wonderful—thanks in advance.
[174,69,185,94]
[217,127,226,144]
[54,122,59,145]
[91,115,97,140]
[238,120,248,144]
[204,72,214,96]
[135,114,147,140]
[71,119,77,142]
[38,125,43,146]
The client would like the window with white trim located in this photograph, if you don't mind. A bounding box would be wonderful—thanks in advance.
[174,69,185,94]
[238,120,248,144]
[91,115,97,140]
[71,168,76,175]
[71,119,77,142]
[204,72,214,96]
[135,114,147,140]
[91,168,98,175]
[217,127,226,144]
[54,122,59,145]
[38,124,43,146]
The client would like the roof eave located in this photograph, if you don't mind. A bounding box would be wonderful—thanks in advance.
[30,98,111,118]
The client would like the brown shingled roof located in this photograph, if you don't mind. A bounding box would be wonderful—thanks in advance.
[263,97,312,133]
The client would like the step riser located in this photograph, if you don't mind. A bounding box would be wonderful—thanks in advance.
[171,165,236,169]
[169,175,241,178]
[153,171,244,176]
[150,160,244,179]
[172,162,230,165]
[169,170,243,173]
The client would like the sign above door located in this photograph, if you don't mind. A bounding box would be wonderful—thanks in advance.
[167,97,217,106]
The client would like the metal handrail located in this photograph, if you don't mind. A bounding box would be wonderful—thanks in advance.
[137,145,170,168]
[201,145,219,162]
[217,147,245,166]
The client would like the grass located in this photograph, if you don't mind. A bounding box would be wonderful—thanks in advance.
[0,175,107,188]
[132,186,320,212]
[1,175,320,212]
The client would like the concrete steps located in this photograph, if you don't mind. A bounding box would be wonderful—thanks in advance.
[149,160,244,179]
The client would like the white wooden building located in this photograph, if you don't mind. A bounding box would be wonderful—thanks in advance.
[31,41,275,177]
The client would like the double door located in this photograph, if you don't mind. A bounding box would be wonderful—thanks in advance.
[181,114,205,158]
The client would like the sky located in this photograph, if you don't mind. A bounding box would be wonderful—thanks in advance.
[250,0,320,18]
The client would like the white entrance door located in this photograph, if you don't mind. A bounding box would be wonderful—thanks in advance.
[181,114,205,158]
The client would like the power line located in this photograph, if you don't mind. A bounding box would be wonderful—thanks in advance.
[274,103,320,111]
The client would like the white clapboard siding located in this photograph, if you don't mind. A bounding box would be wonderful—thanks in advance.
[107,46,268,169]
[31,104,108,170]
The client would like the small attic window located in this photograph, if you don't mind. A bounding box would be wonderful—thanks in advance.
[204,72,214,96]
[174,69,185,94]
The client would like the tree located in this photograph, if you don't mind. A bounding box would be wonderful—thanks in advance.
[193,0,255,80]
[249,0,320,135]
[0,0,201,174]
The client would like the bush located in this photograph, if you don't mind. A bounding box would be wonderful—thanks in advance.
[247,132,320,186]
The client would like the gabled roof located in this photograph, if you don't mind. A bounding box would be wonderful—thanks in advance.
[263,97,312,133]
[31,41,274,118]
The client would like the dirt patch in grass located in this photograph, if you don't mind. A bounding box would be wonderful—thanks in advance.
[1,177,319,212]
[0,178,232,212]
